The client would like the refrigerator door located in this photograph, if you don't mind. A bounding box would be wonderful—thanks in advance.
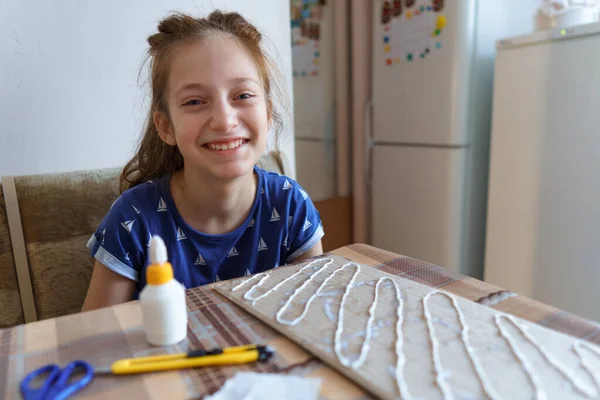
[295,139,336,202]
[371,145,467,272]
[371,0,475,145]
[292,1,335,140]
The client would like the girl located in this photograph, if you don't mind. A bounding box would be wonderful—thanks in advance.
[82,10,324,310]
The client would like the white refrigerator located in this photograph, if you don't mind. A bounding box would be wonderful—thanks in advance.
[291,0,337,202]
[484,22,600,322]
[367,0,535,278]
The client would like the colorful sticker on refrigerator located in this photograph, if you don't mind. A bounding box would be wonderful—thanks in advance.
[380,0,446,66]
[291,0,325,78]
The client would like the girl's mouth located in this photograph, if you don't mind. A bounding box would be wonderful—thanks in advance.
[203,139,249,152]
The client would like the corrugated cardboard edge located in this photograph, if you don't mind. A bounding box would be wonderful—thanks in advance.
[2,176,38,322]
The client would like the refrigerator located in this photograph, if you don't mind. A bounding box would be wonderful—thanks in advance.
[290,0,337,202]
[366,0,536,278]
[484,22,600,322]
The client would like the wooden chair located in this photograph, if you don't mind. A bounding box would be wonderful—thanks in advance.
[2,168,121,321]
[0,184,25,328]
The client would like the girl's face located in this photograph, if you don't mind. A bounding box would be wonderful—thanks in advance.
[157,35,270,181]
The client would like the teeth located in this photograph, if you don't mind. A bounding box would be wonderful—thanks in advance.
[208,140,244,151]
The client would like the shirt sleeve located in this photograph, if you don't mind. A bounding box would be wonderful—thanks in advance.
[285,182,325,262]
[86,194,145,281]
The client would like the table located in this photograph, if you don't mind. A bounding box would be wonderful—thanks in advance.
[1,244,599,399]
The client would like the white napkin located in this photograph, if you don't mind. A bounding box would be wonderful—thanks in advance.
[204,372,322,400]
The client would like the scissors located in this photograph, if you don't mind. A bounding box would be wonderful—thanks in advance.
[19,360,96,400]
[20,344,274,399]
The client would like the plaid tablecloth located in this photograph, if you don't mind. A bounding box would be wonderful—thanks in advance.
[1,244,599,400]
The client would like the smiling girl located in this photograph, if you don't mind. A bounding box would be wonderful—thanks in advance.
[82,10,324,310]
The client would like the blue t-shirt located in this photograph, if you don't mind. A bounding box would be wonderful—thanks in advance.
[87,167,324,299]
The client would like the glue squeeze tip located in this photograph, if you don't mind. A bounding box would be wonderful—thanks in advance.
[149,235,167,264]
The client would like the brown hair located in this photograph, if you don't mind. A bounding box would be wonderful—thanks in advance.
[120,10,287,192]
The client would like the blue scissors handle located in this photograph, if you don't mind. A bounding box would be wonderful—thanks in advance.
[20,360,94,400]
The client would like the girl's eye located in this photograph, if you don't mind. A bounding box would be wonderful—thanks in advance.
[237,93,255,100]
[183,99,203,106]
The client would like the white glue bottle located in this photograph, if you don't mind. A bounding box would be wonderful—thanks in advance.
[140,235,188,346]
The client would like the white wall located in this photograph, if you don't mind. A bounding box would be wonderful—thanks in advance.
[0,0,294,178]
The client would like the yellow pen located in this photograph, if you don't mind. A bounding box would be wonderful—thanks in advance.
[99,344,275,375]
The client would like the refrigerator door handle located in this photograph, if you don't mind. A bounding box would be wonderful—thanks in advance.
[365,99,374,188]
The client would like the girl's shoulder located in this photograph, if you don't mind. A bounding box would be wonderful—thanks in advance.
[88,177,169,282]
[257,167,310,204]
[108,176,168,217]
[255,167,324,262]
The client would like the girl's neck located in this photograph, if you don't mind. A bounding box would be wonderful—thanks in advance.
[170,167,257,235]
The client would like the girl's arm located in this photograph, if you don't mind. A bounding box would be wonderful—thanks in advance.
[289,240,324,263]
[81,261,136,312]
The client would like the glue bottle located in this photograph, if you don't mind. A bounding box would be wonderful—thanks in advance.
[140,235,188,346]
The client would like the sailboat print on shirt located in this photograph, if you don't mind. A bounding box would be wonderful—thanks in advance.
[228,247,239,257]
[299,189,308,200]
[194,253,206,265]
[282,180,293,190]
[258,237,268,251]
[157,197,167,212]
[176,227,187,241]
[244,269,251,276]
[303,219,312,232]
[132,204,141,214]
[270,208,280,222]
[121,220,135,233]
[101,228,106,245]
[248,218,255,227]
[215,275,222,282]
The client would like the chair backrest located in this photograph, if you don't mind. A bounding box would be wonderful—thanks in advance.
[256,150,293,176]
[10,168,120,320]
[0,185,25,328]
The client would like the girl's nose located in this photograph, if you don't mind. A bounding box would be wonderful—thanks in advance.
[209,99,238,132]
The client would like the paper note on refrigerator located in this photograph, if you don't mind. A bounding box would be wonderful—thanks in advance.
[290,0,325,77]
[380,0,447,66]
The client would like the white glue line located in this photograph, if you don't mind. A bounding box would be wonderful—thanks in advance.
[333,264,369,367]
[494,315,546,400]
[373,277,412,400]
[496,314,596,398]
[236,259,413,399]
[231,272,269,293]
[423,292,454,400]
[276,262,359,326]
[573,342,600,395]
[245,258,334,305]
[423,291,501,400]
